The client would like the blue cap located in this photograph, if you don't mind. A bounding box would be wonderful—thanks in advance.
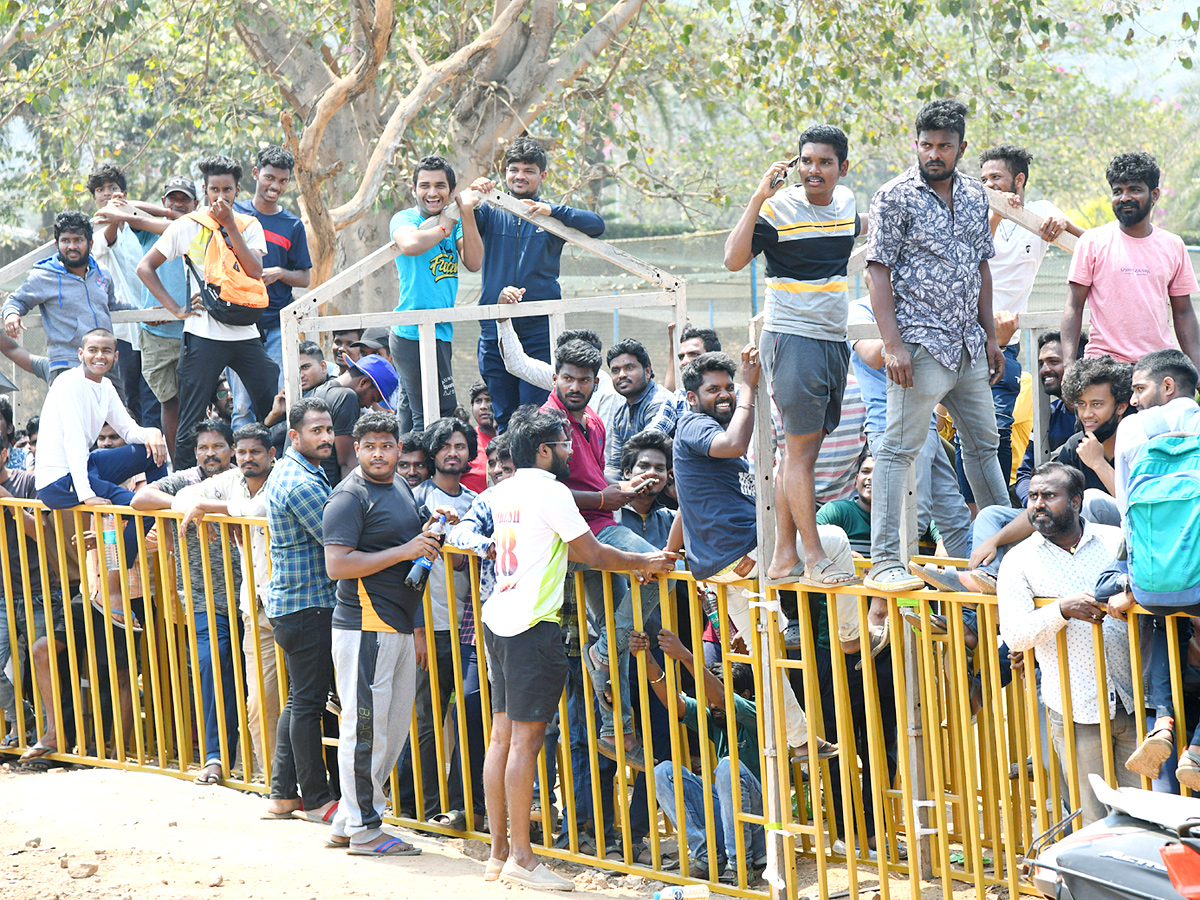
[346,353,399,412]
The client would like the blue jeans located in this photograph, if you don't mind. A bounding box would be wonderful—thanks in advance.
[590,524,661,739]
[654,760,725,866]
[872,344,1009,565]
[715,757,766,865]
[229,324,284,431]
[956,344,1021,504]
[1138,608,1200,748]
[478,332,551,431]
[867,426,972,559]
[193,603,240,767]
[37,444,167,561]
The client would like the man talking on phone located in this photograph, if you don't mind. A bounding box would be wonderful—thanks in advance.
[723,125,866,595]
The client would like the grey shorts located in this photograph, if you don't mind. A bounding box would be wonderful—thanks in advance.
[139,329,183,402]
[761,330,849,437]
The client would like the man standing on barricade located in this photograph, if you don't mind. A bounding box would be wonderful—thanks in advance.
[964,145,1081,507]
[470,137,605,430]
[999,461,1138,825]
[863,99,1009,592]
[669,349,841,761]
[723,124,863,589]
[480,407,673,890]
[322,410,456,856]
[1062,152,1200,372]
[262,397,339,822]
[388,156,483,431]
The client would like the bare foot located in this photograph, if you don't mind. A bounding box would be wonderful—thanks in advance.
[266,798,302,816]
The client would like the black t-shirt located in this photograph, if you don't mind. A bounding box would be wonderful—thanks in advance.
[1052,432,1113,496]
[323,468,424,633]
[271,378,360,485]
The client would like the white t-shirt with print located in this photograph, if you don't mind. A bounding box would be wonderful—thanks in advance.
[481,467,589,638]
[153,213,267,342]
[990,198,1063,344]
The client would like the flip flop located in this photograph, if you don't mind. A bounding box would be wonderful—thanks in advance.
[795,556,862,589]
[901,609,949,637]
[18,741,56,763]
[293,801,338,824]
[428,809,467,831]
[908,561,966,593]
[854,624,890,671]
[965,570,998,595]
[193,765,222,785]
[347,836,422,856]
[596,735,647,772]
[90,594,142,633]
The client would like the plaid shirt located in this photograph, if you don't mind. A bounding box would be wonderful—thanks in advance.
[265,448,336,618]
[446,488,499,646]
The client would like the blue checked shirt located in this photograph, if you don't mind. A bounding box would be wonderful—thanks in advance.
[605,379,676,477]
[265,448,336,618]
[866,165,995,370]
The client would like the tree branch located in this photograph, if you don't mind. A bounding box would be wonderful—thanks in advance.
[328,0,532,229]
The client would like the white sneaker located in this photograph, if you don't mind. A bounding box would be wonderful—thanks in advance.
[499,858,575,892]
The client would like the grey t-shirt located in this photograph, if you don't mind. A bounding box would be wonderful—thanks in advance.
[412,479,476,631]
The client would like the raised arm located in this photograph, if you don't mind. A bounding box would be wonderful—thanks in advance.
[706,344,760,459]
[723,161,788,272]
[629,630,686,716]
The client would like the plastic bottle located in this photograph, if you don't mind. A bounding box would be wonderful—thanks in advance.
[653,887,710,900]
[403,514,447,592]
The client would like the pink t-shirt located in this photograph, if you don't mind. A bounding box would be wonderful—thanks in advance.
[1068,221,1199,364]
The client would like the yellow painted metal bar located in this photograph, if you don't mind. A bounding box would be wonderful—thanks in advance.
[1166,614,1190,796]
[574,569,607,865]
[946,599,985,896]
[1054,629,1081,816]
[658,574,691,878]
[425,547,454,816]
[1089,616,1114,786]
[885,595,924,900]
[823,586,863,894]
[443,547,475,827]
[858,592,895,896]
[216,521,253,781]
[690,580,721,884]
[1127,610,1150,789]
[177,519,211,777]
[112,510,146,764]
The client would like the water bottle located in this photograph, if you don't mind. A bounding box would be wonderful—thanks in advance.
[653,886,709,899]
[403,514,447,592]
[102,519,119,569]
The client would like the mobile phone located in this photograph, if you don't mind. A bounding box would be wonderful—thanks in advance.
[770,155,800,189]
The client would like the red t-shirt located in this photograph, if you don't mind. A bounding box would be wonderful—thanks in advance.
[542,391,614,535]
[461,428,492,494]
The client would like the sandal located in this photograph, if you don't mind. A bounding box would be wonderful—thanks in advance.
[347,836,421,856]
[854,624,890,671]
[908,561,966,593]
[1176,748,1200,791]
[90,593,142,633]
[795,556,862,589]
[428,809,467,831]
[1126,724,1175,779]
[193,763,222,785]
[596,735,646,772]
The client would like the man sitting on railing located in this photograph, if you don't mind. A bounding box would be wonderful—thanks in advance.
[998,461,1138,826]
[668,349,842,760]
[1109,349,1200,788]
[33,327,168,632]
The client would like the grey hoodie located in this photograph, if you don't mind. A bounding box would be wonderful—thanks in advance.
[1,254,131,373]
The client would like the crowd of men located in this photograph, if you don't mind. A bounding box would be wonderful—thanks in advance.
[0,100,1198,888]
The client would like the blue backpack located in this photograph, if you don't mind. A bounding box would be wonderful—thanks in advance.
[1125,405,1200,609]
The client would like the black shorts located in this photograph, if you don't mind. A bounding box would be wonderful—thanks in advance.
[762,331,850,437]
[483,620,568,723]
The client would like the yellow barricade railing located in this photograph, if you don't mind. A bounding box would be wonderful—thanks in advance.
[0,498,1191,898]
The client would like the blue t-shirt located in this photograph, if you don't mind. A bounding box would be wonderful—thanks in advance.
[673,412,757,580]
[134,227,185,340]
[389,207,463,343]
[232,201,312,330]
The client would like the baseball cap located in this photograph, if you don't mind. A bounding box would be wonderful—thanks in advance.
[162,175,198,201]
[351,326,391,352]
[345,353,398,412]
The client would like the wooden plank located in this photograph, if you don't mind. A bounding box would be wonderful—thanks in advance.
[481,191,683,290]
[301,291,678,332]
[0,241,54,287]
[847,243,867,277]
[986,190,1078,253]
[281,309,302,410]
[281,241,401,320]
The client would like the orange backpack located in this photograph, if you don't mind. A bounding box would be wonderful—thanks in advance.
[184,211,269,326]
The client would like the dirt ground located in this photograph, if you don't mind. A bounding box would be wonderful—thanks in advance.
[0,765,992,900]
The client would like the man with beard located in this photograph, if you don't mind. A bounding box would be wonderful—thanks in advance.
[670,350,843,761]
[723,124,863,588]
[397,431,431,488]
[261,398,340,823]
[3,211,129,380]
[395,416,477,822]
[998,461,1138,825]
[132,419,240,786]
[481,408,673,889]
[168,423,280,778]
[603,339,674,482]
[470,137,605,429]
[389,156,483,431]
[957,146,1083,508]
[863,99,1009,593]
[323,411,452,856]
[1063,152,1200,372]
[541,339,666,769]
